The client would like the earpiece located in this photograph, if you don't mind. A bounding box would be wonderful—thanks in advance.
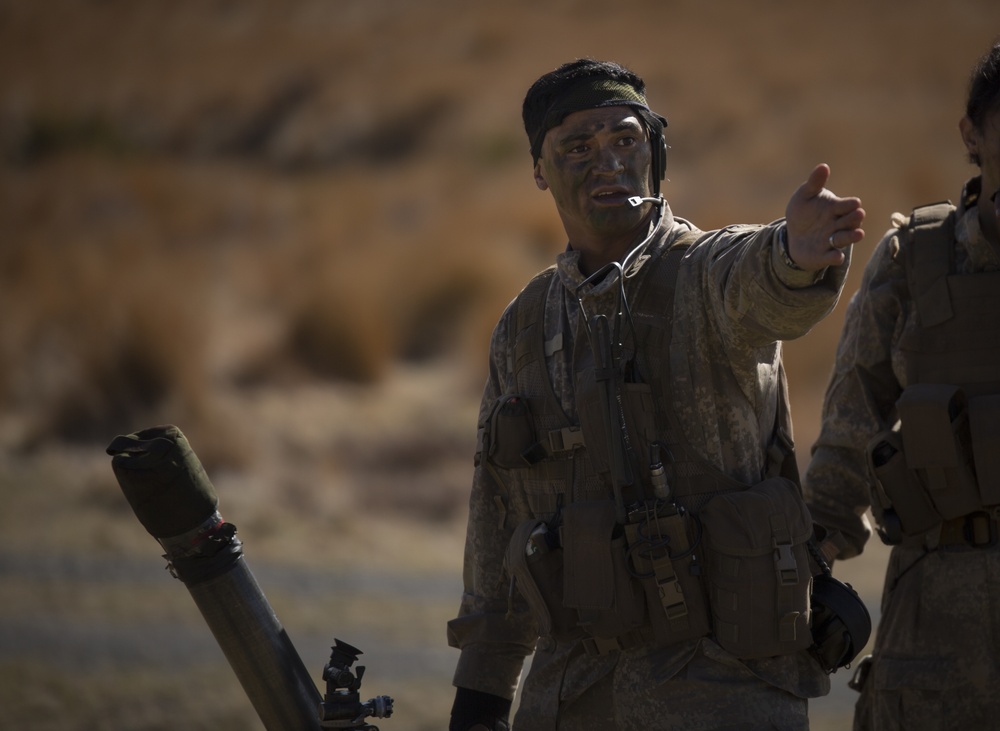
[656,134,668,181]
[638,108,668,195]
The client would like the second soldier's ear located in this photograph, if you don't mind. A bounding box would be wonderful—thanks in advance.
[959,115,981,165]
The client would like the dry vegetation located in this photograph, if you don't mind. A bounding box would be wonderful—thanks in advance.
[0,1,995,729]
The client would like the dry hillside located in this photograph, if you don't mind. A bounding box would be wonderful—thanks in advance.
[0,1,996,729]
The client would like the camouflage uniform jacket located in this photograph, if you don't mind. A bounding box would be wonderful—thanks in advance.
[803,177,1000,729]
[449,202,847,705]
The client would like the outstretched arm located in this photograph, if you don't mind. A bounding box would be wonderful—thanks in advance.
[785,163,865,271]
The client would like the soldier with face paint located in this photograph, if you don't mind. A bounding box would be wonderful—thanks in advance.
[804,40,1000,731]
[447,58,865,731]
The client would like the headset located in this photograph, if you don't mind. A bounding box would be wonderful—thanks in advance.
[636,108,669,196]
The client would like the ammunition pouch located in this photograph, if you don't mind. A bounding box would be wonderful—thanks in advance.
[505,518,579,640]
[508,477,817,660]
[968,394,1000,509]
[561,501,647,639]
[867,429,940,543]
[699,476,815,658]
[624,502,711,648]
[507,501,705,653]
[868,384,1000,543]
[487,395,537,469]
[506,499,653,646]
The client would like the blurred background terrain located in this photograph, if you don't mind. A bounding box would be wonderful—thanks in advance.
[1,1,996,729]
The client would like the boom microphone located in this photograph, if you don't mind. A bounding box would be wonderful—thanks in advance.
[628,195,663,207]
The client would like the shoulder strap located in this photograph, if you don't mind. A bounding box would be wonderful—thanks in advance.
[901,201,957,328]
[510,265,557,384]
[508,266,582,461]
[772,359,801,488]
[630,232,743,488]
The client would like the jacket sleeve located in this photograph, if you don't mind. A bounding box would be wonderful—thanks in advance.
[446,308,536,701]
[802,225,908,558]
[700,220,852,349]
[662,219,852,484]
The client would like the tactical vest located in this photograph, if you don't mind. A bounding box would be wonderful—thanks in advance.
[867,202,1000,544]
[494,231,815,660]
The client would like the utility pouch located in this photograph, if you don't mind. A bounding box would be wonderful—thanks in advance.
[488,395,537,469]
[968,394,1000,508]
[867,429,940,543]
[699,477,814,659]
[897,384,980,520]
[624,505,710,646]
[505,518,578,640]
[562,500,646,639]
[896,383,982,520]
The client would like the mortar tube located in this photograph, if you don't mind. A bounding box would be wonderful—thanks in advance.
[158,514,322,731]
[108,426,321,731]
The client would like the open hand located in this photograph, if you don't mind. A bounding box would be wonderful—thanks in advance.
[784,163,865,271]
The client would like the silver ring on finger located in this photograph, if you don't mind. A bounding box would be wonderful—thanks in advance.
[829,233,836,248]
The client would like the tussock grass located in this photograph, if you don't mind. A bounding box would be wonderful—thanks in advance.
[0,230,210,446]
[0,155,535,466]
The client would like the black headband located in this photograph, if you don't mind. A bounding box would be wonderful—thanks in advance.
[528,77,663,163]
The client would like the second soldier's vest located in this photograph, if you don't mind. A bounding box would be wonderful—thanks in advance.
[868,201,1000,544]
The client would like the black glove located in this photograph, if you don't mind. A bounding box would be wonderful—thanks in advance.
[449,687,512,731]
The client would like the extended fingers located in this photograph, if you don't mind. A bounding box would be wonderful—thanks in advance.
[829,195,864,216]
[828,206,866,249]
[834,205,866,230]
